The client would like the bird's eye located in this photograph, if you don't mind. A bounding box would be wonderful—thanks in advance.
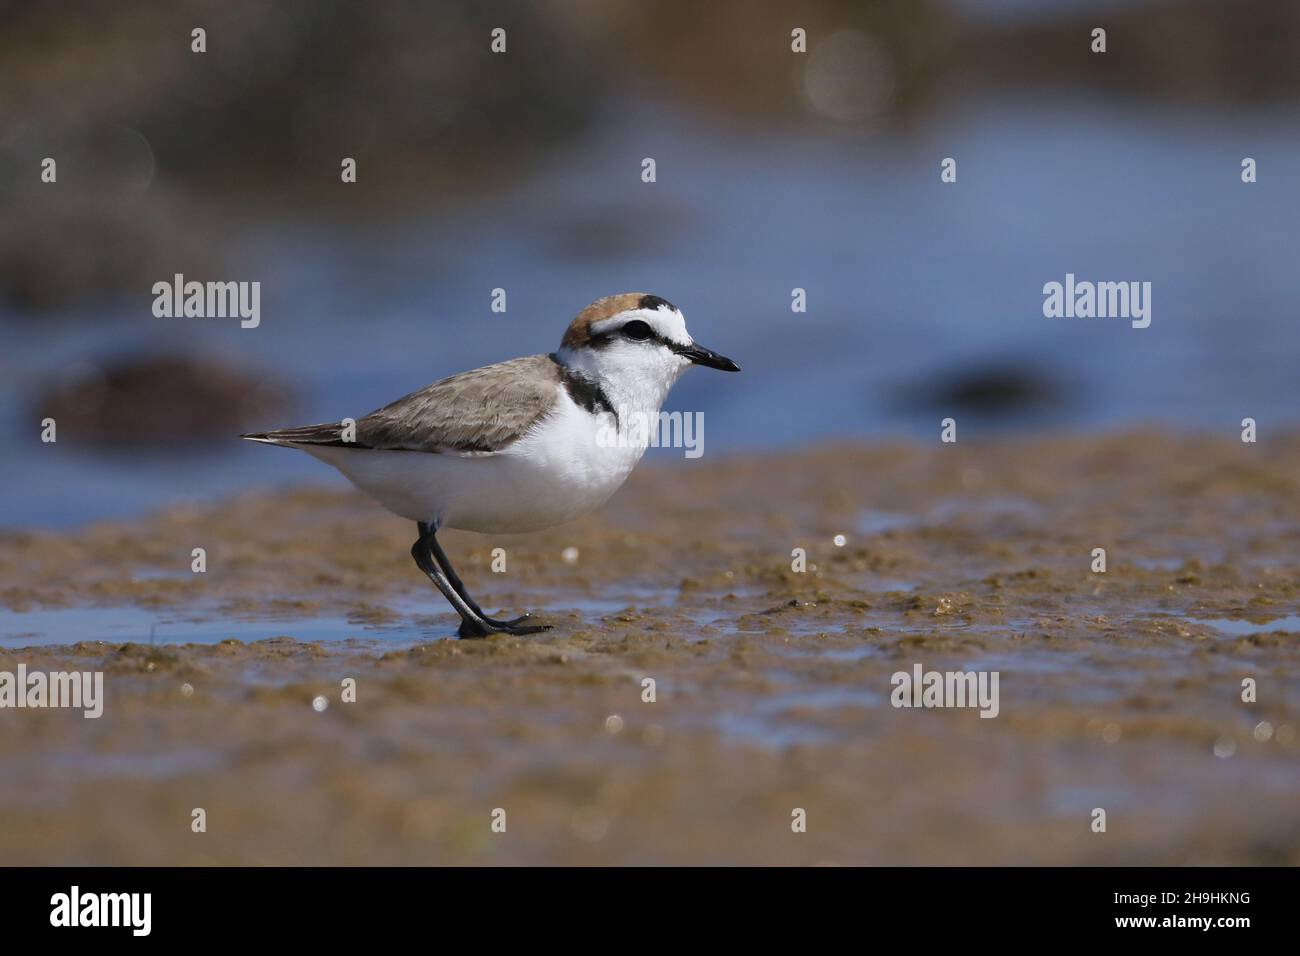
[622,320,654,341]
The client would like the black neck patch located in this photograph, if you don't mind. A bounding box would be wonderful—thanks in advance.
[553,356,618,425]
[638,294,675,313]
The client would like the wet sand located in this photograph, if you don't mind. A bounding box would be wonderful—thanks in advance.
[2,430,1298,865]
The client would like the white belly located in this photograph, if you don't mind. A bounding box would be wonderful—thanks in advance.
[303,395,647,533]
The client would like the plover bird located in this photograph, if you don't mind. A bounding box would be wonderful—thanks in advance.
[244,293,738,638]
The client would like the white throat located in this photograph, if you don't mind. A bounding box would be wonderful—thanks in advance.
[553,344,688,422]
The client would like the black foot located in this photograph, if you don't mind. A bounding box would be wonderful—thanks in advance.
[482,612,538,628]
[502,622,553,636]
[456,617,553,639]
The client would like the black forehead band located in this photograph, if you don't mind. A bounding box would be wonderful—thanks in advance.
[638,294,676,312]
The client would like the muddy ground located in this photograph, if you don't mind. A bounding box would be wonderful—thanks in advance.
[1,430,1298,865]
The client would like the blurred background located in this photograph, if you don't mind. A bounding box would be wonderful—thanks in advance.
[3,0,1298,527]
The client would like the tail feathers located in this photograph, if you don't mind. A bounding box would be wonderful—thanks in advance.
[241,422,352,447]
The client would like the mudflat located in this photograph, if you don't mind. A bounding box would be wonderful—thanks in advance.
[1,429,1297,864]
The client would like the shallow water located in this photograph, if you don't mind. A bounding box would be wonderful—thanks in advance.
[1198,615,1300,637]
[0,586,713,649]
[0,604,438,649]
[2,436,1299,865]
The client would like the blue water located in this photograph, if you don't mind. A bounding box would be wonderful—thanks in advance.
[1199,616,1300,637]
[0,604,437,649]
[0,586,706,648]
[4,95,1299,527]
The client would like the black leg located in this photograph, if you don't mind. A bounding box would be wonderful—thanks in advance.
[410,533,493,638]
[412,523,550,638]
[425,529,537,628]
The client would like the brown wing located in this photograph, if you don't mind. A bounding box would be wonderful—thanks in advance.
[243,354,562,454]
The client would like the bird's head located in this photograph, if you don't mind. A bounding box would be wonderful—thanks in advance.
[555,293,739,399]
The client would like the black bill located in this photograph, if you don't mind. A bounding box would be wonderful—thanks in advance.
[674,342,741,372]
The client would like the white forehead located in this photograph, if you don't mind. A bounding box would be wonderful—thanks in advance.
[590,304,691,345]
